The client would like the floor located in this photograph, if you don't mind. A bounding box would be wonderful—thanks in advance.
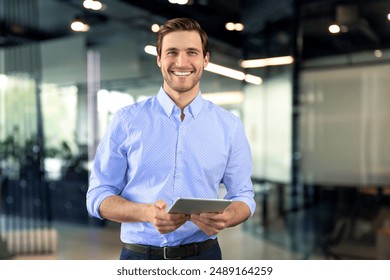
[4,185,389,260]
[8,216,325,260]
[1,181,328,260]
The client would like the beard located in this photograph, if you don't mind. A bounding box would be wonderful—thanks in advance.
[162,68,203,94]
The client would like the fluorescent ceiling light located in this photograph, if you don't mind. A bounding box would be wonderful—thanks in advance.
[144,45,158,56]
[240,55,294,68]
[204,63,245,81]
[244,74,262,85]
[144,45,262,85]
[203,91,244,105]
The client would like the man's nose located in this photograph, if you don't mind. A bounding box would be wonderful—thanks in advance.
[175,53,188,66]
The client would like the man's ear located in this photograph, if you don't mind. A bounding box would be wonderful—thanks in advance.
[157,56,161,67]
[203,52,210,68]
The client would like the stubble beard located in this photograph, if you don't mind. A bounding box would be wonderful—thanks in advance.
[163,68,202,94]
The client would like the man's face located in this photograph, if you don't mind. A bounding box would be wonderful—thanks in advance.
[157,31,209,96]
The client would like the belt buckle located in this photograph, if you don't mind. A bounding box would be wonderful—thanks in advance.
[163,246,181,260]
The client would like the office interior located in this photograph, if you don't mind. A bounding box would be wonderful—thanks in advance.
[1,0,390,260]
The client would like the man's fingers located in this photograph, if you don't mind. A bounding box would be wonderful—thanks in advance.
[154,218,188,234]
[155,199,167,210]
[190,213,227,236]
[151,203,189,234]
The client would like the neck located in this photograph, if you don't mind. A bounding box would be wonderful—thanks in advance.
[163,86,199,110]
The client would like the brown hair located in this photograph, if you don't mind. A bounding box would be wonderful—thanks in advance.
[156,18,209,58]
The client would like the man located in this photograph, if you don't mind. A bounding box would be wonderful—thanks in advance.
[86,18,256,260]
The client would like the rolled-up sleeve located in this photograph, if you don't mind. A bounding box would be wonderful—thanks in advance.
[86,110,128,219]
[222,119,256,216]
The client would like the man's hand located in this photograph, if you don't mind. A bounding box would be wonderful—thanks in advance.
[190,212,228,236]
[148,200,190,234]
[190,201,251,236]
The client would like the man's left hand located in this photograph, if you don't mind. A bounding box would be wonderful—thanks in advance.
[190,212,227,236]
[190,201,251,236]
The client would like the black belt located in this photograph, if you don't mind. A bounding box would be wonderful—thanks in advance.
[122,238,218,259]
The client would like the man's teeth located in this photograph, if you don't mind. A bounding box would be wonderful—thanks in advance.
[173,71,191,76]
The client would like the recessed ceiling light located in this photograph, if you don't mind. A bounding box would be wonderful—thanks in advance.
[83,0,103,11]
[225,22,244,31]
[151,24,160,33]
[235,23,244,31]
[225,22,235,31]
[328,24,341,34]
[71,17,90,32]
[168,0,189,4]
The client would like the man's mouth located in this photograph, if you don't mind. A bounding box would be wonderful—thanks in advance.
[172,71,192,76]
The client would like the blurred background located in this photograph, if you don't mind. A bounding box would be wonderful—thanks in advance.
[1,0,390,260]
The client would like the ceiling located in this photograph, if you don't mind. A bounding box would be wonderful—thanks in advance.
[1,0,390,61]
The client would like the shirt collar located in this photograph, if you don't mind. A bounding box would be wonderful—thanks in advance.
[157,87,203,119]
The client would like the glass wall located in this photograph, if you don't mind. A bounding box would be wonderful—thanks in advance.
[0,74,39,179]
[300,62,390,186]
[41,84,80,181]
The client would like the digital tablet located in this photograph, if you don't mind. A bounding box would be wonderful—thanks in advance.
[166,197,232,215]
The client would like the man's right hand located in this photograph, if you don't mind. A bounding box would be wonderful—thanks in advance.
[148,200,190,234]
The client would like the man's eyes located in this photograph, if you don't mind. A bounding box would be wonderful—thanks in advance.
[166,51,199,56]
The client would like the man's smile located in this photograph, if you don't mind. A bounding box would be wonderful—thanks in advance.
[172,71,192,76]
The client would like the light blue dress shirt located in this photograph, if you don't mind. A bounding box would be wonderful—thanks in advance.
[86,87,256,246]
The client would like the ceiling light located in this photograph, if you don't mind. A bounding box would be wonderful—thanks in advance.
[144,45,262,84]
[225,22,245,31]
[151,24,160,33]
[71,17,90,32]
[83,0,103,11]
[388,13,390,21]
[205,63,246,81]
[144,45,157,56]
[240,56,294,68]
[203,91,244,105]
[168,0,189,4]
[244,74,262,85]
[235,23,244,31]
[328,24,341,34]
[374,49,383,58]
[225,22,235,31]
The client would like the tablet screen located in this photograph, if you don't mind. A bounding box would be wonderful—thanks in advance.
[166,197,232,215]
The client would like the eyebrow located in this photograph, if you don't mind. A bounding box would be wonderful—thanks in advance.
[187,47,201,52]
[165,47,201,52]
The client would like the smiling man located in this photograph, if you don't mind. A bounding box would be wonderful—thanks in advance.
[157,27,208,110]
[86,18,256,260]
